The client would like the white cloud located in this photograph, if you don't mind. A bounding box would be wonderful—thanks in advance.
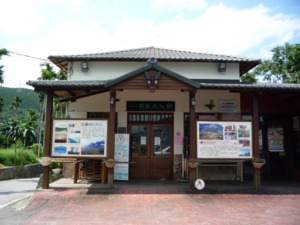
[155,0,207,11]
[0,0,85,37]
[1,2,300,88]
[0,1,43,37]
[113,3,300,57]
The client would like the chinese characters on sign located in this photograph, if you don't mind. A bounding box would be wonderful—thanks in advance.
[127,101,175,111]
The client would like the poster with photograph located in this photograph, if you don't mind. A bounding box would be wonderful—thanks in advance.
[197,121,252,159]
[268,128,284,152]
[114,134,129,162]
[52,120,108,157]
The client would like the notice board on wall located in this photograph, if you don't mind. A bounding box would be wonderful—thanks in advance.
[268,128,284,152]
[52,119,108,157]
[197,121,252,159]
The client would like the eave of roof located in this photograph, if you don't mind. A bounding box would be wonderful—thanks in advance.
[26,80,108,92]
[48,46,261,75]
[199,82,300,92]
[27,79,300,94]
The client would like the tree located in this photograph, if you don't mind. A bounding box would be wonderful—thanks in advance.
[241,72,257,83]
[10,96,23,120]
[4,120,23,166]
[243,43,300,83]
[0,97,4,119]
[0,48,8,84]
[21,121,36,147]
[26,109,38,123]
[38,63,67,81]
[37,63,67,156]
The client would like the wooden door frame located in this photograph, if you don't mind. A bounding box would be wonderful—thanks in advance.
[128,124,151,178]
[128,113,174,179]
[149,123,173,179]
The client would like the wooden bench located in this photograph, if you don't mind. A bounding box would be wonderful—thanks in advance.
[196,160,244,182]
[50,158,107,184]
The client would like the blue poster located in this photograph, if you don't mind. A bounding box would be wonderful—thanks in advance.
[114,163,129,181]
[114,134,129,180]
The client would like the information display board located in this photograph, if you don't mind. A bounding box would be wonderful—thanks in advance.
[114,134,129,162]
[52,119,107,157]
[114,134,129,181]
[197,121,252,159]
[114,163,129,181]
[268,128,284,152]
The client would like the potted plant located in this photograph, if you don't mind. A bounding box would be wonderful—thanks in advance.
[51,162,63,174]
[252,156,266,169]
[103,159,116,168]
[36,157,51,166]
[188,158,200,169]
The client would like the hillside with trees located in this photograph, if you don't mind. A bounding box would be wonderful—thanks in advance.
[0,87,39,122]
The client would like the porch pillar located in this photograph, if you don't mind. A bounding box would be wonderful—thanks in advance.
[189,91,196,188]
[108,91,116,188]
[252,92,261,190]
[43,91,53,189]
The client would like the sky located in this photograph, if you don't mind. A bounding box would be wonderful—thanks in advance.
[0,0,300,88]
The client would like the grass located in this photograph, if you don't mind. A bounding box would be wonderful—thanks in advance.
[0,147,39,167]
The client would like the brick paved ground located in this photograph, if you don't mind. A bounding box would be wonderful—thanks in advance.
[23,189,300,225]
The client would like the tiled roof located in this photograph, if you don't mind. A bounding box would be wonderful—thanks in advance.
[199,82,300,91]
[26,80,108,88]
[48,46,260,74]
[49,46,259,62]
[27,79,300,92]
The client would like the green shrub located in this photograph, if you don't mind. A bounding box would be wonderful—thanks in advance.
[0,163,5,168]
[50,162,63,170]
[29,143,44,156]
[0,148,39,166]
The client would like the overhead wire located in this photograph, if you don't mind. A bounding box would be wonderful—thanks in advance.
[1,50,56,88]
[6,50,50,62]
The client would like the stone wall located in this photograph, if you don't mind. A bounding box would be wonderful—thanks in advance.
[0,163,43,180]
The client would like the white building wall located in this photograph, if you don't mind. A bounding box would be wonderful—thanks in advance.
[196,90,240,113]
[69,61,240,81]
[68,90,240,115]
[68,89,240,160]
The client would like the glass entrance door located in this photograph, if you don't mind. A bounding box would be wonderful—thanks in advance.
[129,124,173,179]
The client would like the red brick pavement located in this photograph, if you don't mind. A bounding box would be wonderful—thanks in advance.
[23,189,300,225]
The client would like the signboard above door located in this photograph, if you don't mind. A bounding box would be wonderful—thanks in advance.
[127,101,175,111]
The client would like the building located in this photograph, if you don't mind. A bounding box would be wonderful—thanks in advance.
[27,47,300,189]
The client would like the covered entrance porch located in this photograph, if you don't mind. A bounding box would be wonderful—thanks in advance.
[28,58,199,189]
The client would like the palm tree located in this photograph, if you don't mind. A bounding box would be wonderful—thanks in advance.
[22,121,36,147]
[26,109,38,122]
[5,120,23,166]
[23,110,38,147]
[37,63,67,156]
[38,63,67,81]
[0,48,8,84]
[10,96,23,120]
